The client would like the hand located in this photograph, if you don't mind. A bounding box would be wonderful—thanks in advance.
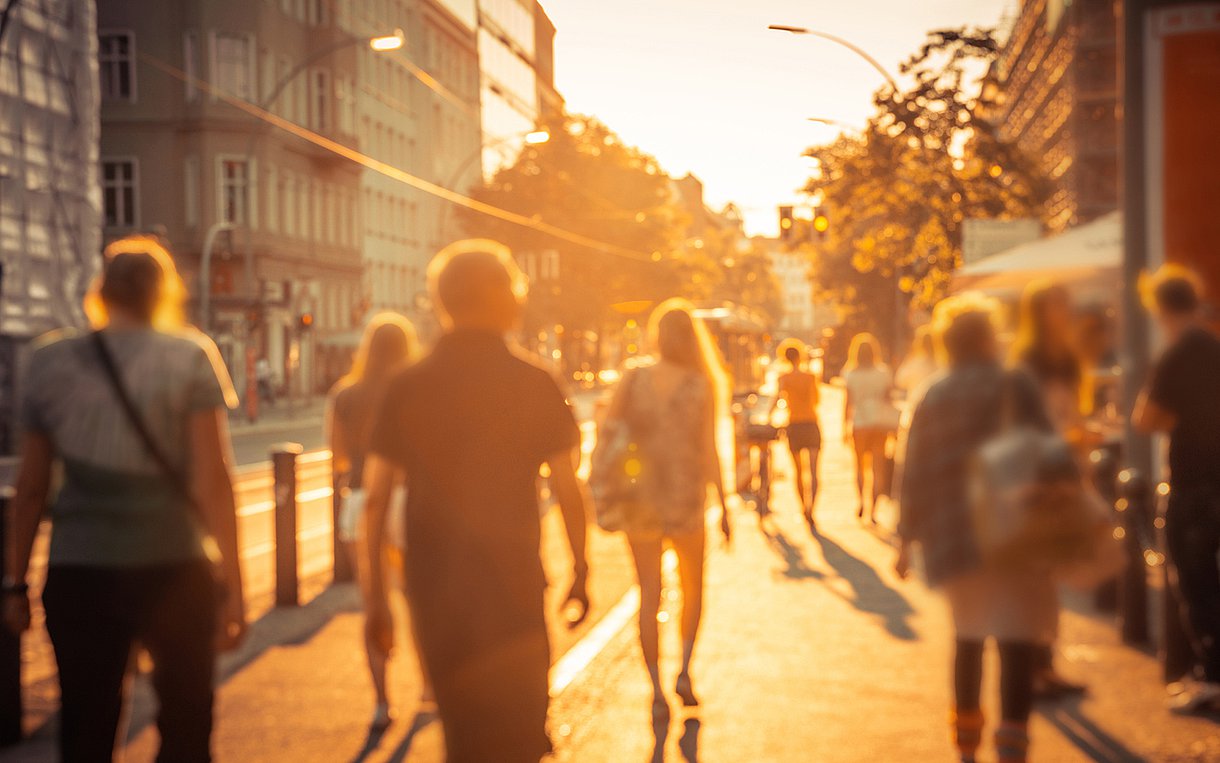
[3,592,30,634]
[894,543,912,581]
[719,497,733,545]
[842,427,853,445]
[215,580,248,652]
[365,596,395,656]
[561,569,589,629]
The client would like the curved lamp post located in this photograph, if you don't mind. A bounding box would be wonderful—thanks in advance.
[434,127,551,243]
[769,24,900,92]
[199,30,405,333]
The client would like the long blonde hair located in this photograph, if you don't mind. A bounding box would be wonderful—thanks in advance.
[843,332,884,373]
[341,312,419,386]
[648,298,728,413]
[84,235,187,329]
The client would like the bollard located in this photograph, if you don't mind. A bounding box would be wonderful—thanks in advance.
[0,480,22,747]
[1090,442,1122,612]
[1115,468,1151,647]
[272,444,304,608]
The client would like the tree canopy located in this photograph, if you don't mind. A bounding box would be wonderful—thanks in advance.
[803,27,1049,353]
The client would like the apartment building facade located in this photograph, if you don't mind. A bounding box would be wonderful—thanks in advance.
[97,0,365,398]
[0,0,101,453]
[990,0,1119,233]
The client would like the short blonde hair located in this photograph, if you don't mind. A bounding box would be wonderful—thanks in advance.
[85,235,187,329]
[426,239,527,327]
[1139,263,1204,316]
[931,291,1003,365]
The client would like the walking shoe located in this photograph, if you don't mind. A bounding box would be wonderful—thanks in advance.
[1168,682,1220,715]
[950,708,983,763]
[995,721,1029,763]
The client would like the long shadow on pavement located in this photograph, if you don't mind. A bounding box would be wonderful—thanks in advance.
[809,531,919,642]
[760,520,827,581]
[380,709,439,763]
[1040,697,1148,762]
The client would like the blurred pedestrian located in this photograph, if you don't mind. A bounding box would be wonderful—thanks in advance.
[1010,281,1088,699]
[843,332,899,523]
[360,240,590,762]
[327,312,429,729]
[896,293,1055,763]
[1133,265,1220,714]
[603,298,731,721]
[256,356,276,406]
[895,325,939,397]
[771,338,822,533]
[3,236,247,763]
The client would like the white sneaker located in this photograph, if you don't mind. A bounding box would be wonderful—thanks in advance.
[1168,682,1220,715]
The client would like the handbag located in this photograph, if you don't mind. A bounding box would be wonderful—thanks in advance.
[968,373,1101,571]
[90,331,222,565]
[589,368,646,533]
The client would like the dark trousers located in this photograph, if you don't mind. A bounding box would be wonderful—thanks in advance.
[43,560,218,763]
[954,639,1037,722]
[1165,485,1220,682]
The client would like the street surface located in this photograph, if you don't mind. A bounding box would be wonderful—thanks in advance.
[5,388,1219,762]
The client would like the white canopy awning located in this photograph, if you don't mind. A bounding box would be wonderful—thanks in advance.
[953,212,1122,301]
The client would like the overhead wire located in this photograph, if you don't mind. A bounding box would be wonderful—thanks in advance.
[136,50,658,264]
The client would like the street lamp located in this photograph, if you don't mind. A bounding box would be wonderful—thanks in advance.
[768,24,900,92]
[435,127,552,243]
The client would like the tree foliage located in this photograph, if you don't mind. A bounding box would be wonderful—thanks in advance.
[804,27,1050,351]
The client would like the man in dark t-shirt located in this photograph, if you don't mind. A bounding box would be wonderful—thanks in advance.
[361,240,590,762]
[1135,266,1220,713]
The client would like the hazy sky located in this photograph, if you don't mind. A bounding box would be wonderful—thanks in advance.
[543,0,1012,236]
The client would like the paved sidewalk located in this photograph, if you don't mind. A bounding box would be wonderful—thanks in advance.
[548,388,1220,762]
[6,388,1217,762]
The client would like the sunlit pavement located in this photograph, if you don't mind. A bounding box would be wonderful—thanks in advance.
[6,390,1220,762]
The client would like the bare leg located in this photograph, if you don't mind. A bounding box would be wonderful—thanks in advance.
[671,529,706,706]
[628,534,666,709]
[852,434,868,517]
[789,445,807,509]
[351,541,391,719]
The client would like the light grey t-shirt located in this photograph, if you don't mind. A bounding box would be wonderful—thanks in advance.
[21,327,238,567]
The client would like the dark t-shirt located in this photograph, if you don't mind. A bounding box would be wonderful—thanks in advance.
[1148,326,1220,488]
[368,329,580,632]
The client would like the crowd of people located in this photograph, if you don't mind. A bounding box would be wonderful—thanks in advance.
[2,233,1219,763]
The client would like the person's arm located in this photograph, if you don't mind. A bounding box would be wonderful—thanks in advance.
[893,395,932,579]
[703,387,731,541]
[3,433,53,634]
[188,408,247,650]
[842,382,854,443]
[325,394,351,482]
[546,447,590,627]
[360,453,398,654]
[1133,390,1177,434]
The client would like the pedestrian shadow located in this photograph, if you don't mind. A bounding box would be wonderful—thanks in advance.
[811,532,919,642]
[760,522,826,581]
[650,714,700,763]
[1040,697,1147,762]
[381,709,439,763]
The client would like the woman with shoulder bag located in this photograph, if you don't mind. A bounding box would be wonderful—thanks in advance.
[327,312,430,729]
[4,236,246,762]
[599,299,730,722]
[895,294,1056,763]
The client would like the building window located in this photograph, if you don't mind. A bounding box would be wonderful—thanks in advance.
[102,159,138,228]
[311,69,330,131]
[217,157,254,226]
[184,155,199,227]
[184,31,199,102]
[213,33,254,100]
[99,31,136,101]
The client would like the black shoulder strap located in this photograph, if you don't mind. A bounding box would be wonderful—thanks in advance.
[91,331,199,510]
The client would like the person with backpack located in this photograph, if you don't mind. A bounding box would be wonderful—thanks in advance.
[3,236,246,762]
[600,299,731,722]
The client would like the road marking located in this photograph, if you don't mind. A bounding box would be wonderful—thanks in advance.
[548,550,676,696]
[549,585,639,696]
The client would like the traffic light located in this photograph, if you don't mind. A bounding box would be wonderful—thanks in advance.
[297,312,314,332]
[812,209,830,241]
[778,206,795,242]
